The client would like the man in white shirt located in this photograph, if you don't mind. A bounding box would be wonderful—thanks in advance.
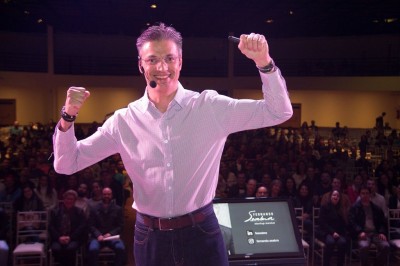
[53,23,292,266]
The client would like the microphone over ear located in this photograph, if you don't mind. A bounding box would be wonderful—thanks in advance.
[139,66,144,74]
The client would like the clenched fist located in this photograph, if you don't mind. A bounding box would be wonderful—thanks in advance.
[237,33,272,68]
[65,86,90,116]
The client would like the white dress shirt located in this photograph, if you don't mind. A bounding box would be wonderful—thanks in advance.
[53,69,292,218]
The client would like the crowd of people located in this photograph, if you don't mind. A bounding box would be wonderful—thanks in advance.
[214,123,399,266]
[0,121,129,266]
[0,118,399,265]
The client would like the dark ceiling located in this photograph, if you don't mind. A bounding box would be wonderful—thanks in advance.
[0,0,399,38]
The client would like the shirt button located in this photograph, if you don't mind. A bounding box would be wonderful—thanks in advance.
[168,186,172,190]
[167,163,171,167]
[164,139,168,143]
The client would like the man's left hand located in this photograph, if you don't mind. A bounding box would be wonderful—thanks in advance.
[237,33,272,68]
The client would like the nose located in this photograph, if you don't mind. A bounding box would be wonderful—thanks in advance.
[156,59,168,70]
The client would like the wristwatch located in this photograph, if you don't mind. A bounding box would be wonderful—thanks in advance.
[60,106,77,122]
[257,59,275,73]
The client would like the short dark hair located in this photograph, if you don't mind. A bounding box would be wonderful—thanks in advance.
[136,23,183,56]
[358,184,371,194]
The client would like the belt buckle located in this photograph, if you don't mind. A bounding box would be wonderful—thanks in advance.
[158,218,174,231]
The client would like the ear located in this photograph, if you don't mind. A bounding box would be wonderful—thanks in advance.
[178,57,183,70]
[138,61,144,74]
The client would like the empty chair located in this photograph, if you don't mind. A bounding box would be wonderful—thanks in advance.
[13,211,49,266]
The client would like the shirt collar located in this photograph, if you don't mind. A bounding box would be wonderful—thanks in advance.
[136,81,186,113]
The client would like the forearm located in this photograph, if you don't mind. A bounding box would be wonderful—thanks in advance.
[58,118,73,132]
[260,68,293,121]
[53,121,79,174]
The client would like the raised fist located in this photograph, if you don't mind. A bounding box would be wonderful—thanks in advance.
[65,86,90,116]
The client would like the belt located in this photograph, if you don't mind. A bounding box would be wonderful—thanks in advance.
[138,205,210,231]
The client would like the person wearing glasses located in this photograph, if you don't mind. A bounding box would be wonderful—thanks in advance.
[53,23,292,266]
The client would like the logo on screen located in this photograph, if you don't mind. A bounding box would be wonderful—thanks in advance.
[244,210,275,223]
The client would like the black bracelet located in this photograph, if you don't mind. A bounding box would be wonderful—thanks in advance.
[257,59,275,73]
[60,106,77,122]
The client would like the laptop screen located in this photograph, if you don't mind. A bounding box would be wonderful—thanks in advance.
[213,197,304,263]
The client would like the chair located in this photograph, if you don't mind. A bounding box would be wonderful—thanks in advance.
[348,238,379,265]
[294,207,310,265]
[49,245,84,266]
[98,246,116,266]
[388,208,400,264]
[13,211,49,266]
[312,207,325,266]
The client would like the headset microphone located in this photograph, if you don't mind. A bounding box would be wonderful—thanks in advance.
[149,80,157,88]
[139,65,156,88]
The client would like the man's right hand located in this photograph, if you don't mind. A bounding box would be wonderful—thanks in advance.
[59,87,90,132]
[65,86,90,116]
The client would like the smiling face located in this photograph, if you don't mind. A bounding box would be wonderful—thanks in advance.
[330,190,340,205]
[139,39,182,93]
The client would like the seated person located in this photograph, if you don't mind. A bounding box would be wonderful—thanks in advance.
[14,183,45,242]
[49,190,87,266]
[87,187,126,266]
[348,185,390,266]
[318,190,347,266]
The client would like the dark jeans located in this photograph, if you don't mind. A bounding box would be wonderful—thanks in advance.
[358,234,390,266]
[323,234,346,266]
[87,239,126,266]
[134,204,229,266]
[51,241,80,266]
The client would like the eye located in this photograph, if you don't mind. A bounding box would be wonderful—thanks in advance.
[165,56,176,63]
[148,58,159,65]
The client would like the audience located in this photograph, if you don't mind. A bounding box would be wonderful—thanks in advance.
[0,120,399,265]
